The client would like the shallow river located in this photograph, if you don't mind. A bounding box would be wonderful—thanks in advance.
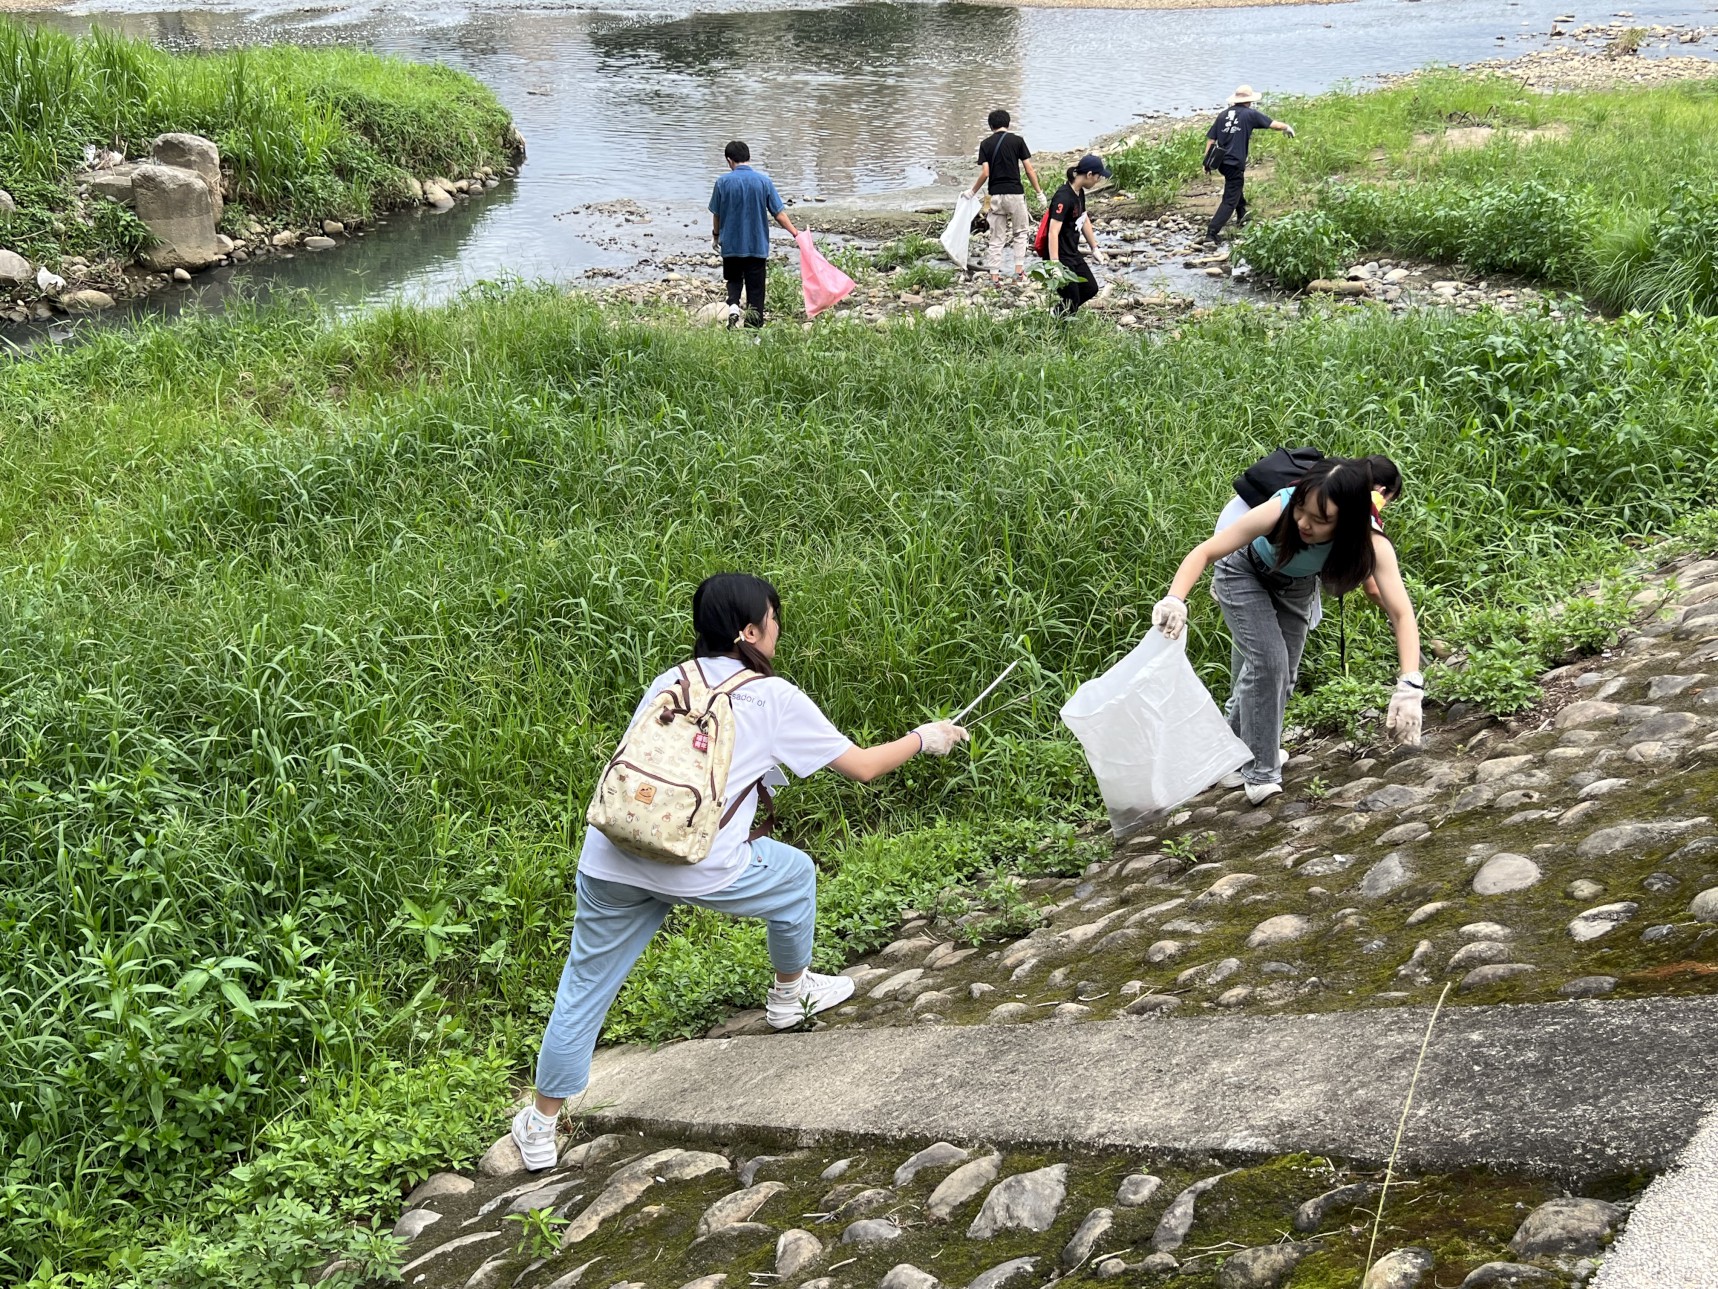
[33,0,1718,315]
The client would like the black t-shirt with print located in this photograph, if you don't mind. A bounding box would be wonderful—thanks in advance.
[977,131,1033,195]
[1207,105,1274,166]
[1048,183,1087,261]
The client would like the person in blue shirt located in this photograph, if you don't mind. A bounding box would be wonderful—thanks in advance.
[709,141,800,329]
[1152,457,1425,804]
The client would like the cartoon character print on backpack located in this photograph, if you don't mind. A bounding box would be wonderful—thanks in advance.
[587,663,767,864]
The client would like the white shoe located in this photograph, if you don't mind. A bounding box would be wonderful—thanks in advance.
[726,303,742,330]
[766,971,855,1030]
[511,1105,559,1171]
[1221,748,1288,790]
[1244,781,1284,806]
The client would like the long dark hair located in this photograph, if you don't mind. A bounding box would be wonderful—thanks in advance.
[692,573,781,677]
[1362,454,1402,500]
[1265,457,1377,594]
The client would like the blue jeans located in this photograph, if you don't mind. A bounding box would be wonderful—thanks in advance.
[533,838,818,1098]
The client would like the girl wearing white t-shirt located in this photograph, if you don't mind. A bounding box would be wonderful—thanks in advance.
[512,573,967,1168]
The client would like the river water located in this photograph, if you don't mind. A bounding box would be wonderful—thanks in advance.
[31,0,1718,316]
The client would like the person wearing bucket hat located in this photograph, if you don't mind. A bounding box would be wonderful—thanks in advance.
[1044,154,1111,316]
[1202,85,1296,244]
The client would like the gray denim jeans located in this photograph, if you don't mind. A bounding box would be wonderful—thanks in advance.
[1212,548,1320,784]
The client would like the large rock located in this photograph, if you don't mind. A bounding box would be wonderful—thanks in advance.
[1293,1181,1376,1232]
[1218,1243,1310,1288]
[405,1172,474,1206]
[478,1131,527,1176]
[1060,1207,1114,1269]
[841,1218,902,1245]
[1689,886,1718,921]
[776,1229,822,1277]
[0,248,30,284]
[1246,914,1311,948]
[1472,854,1541,895]
[1576,818,1709,858]
[967,1258,1037,1289]
[1363,1247,1434,1289]
[132,164,220,271]
[1447,942,1513,973]
[59,289,115,312]
[1360,853,1415,900]
[152,133,222,214]
[698,1180,786,1234]
[967,1163,1068,1238]
[927,1153,1001,1220]
[391,1207,442,1241]
[0,187,13,213]
[1153,1172,1231,1252]
[1507,1197,1621,1256]
[1568,902,1638,942]
[1458,1264,1557,1287]
[77,163,141,207]
[894,1142,969,1187]
[879,1265,938,1289]
[1116,1173,1162,1207]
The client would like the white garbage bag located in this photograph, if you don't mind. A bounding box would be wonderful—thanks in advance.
[939,191,985,269]
[1060,629,1251,837]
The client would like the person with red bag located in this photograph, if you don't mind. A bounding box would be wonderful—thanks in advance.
[1041,154,1110,317]
[709,140,800,329]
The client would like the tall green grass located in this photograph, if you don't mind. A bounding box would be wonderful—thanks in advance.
[0,19,515,263]
[1109,70,1718,312]
[7,289,1718,1282]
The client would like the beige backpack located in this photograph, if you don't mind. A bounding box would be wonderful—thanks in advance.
[585,662,771,864]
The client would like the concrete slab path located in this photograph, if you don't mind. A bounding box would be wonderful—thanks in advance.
[1592,1097,1718,1289]
[583,995,1718,1176]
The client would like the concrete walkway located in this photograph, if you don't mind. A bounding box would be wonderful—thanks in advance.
[584,995,1718,1175]
[1592,1098,1718,1289]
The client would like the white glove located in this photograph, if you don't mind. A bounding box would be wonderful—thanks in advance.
[1284,125,1297,139]
[913,721,969,756]
[1152,596,1187,640]
[1386,676,1424,748]
[1093,249,1108,264]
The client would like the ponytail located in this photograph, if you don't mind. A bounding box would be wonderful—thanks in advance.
[692,573,781,677]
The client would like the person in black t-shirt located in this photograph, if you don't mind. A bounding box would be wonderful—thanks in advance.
[1203,85,1296,243]
[966,109,1046,288]
[1046,154,1110,316]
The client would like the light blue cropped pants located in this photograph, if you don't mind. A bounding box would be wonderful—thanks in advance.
[533,838,817,1098]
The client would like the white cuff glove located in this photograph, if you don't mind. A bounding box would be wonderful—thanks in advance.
[1284,125,1297,139]
[1386,676,1424,748]
[1152,596,1187,640]
[913,721,969,756]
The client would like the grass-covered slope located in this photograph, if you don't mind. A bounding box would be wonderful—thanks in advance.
[0,19,516,264]
[5,290,1718,1283]
[1110,70,1718,307]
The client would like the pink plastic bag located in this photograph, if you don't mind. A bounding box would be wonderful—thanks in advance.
[796,231,856,318]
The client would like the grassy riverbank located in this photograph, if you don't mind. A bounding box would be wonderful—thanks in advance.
[1109,68,1718,304]
[6,289,1718,1284]
[0,19,515,264]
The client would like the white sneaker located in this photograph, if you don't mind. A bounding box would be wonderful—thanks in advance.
[511,1105,559,1171]
[726,303,742,330]
[1220,748,1288,790]
[1244,781,1284,806]
[766,971,855,1030]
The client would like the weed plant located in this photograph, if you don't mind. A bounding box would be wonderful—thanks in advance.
[5,289,1718,1282]
[0,19,514,263]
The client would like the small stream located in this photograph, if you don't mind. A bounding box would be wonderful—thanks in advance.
[25,0,1718,326]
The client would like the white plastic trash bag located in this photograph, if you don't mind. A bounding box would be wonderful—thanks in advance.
[1060,629,1251,837]
[940,191,985,269]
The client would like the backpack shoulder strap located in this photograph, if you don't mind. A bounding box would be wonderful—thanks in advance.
[674,662,708,711]
[709,667,764,698]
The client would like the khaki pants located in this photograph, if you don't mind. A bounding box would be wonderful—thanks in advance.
[986,193,1031,276]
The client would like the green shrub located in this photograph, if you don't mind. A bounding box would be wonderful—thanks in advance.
[872,234,942,270]
[1108,129,1205,207]
[1591,181,1718,314]
[1237,210,1358,288]
[896,261,955,293]
[1460,179,1595,278]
